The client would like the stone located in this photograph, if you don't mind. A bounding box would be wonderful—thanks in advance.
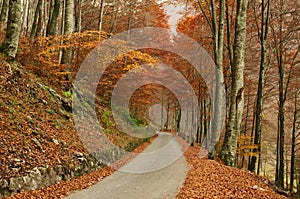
[73,151,83,157]
[52,138,59,145]
[0,179,8,189]
[9,177,24,191]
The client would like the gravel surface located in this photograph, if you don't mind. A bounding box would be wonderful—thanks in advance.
[64,132,188,199]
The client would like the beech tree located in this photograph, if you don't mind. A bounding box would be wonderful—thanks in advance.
[0,0,9,28]
[248,0,271,173]
[197,0,226,158]
[47,0,60,36]
[219,0,248,166]
[0,0,22,59]
[61,0,75,65]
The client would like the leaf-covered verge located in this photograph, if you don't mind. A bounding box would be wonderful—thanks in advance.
[2,135,157,199]
[176,142,290,199]
[0,57,86,181]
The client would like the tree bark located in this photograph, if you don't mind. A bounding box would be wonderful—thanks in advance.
[0,0,22,59]
[61,0,74,65]
[46,0,60,36]
[36,0,44,37]
[219,0,248,166]
[98,0,105,39]
[0,0,9,29]
[30,0,42,39]
[197,0,226,158]
[248,0,271,173]
[75,0,82,33]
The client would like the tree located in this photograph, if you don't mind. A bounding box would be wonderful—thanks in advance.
[98,0,105,39]
[290,88,300,192]
[219,0,248,166]
[61,0,75,65]
[0,0,9,30]
[0,0,22,59]
[197,0,226,158]
[47,0,60,36]
[30,0,42,39]
[248,0,271,173]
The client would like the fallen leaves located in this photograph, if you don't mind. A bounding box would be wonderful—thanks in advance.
[176,144,288,199]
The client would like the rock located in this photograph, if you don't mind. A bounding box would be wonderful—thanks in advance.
[0,153,102,198]
[22,176,33,191]
[9,177,24,192]
[73,151,83,157]
[52,138,59,145]
[252,185,258,189]
[31,138,45,153]
[0,180,8,189]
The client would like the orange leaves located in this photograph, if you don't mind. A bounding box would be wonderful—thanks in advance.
[176,145,287,199]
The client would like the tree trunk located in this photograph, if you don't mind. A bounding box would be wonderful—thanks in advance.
[275,0,285,187]
[209,0,226,158]
[0,0,9,29]
[248,0,271,173]
[46,0,60,36]
[290,90,298,192]
[30,0,42,39]
[36,0,44,37]
[61,0,74,65]
[75,0,82,33]
[98,0,105,39]
[197,0,226,158]
[0,0,22,59]
[21,0,29,35]
[219,0,247,166]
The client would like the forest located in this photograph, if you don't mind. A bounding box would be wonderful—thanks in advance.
[0,0,299,198]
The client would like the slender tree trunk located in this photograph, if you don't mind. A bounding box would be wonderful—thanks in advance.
[210,0,226,157]
[47,0,60,36]
[61,0,74,65]
[0,0,22,59]
[275,0,285,187]
[109,0,118,33]
[98,0,105,39]
[197,0,225,157]
[219,0,248,166]
[21,0,29,35]
[0,0,9,29]
[36,0,44,37]
[0,0,2,15]
[290,90,298,192]
[30,0,41,39]
[248,0,271,173]
[75,0,82,33]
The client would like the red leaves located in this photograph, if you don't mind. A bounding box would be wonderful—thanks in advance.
[176,145,287,199]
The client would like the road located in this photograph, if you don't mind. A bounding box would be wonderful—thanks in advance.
[65,132,188,199]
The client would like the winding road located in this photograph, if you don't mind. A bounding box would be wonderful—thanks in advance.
[65,132,188,199]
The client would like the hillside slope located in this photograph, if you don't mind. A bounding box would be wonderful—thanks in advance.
[0,57,86,181]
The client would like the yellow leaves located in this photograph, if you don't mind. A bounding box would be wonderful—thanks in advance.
[237,135,260,157]
[244,152,260,157]
[54,72,73,76]
[200,0,207,8]
[119,50,158,72]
